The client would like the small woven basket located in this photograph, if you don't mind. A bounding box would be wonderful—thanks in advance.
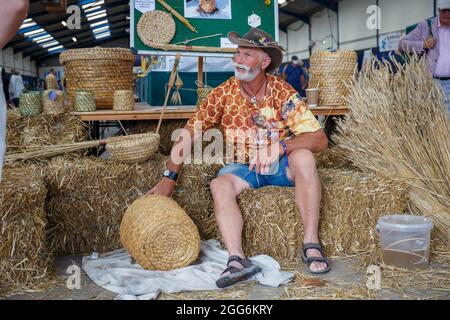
[120,195,201,271]
[106,132,160,163]
[309,50,357,106]
[113,90,134,111]
[42,89,65,114]
[19,92,42,116]
[74,91,96,112]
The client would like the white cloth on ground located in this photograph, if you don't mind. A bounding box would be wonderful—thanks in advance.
[82,239,294,300]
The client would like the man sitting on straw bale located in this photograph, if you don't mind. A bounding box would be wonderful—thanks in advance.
[0,0,29,181]
[148,28,329,288]
[399,0,450,112]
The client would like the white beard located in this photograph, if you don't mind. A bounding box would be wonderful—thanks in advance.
[233,62,261,82]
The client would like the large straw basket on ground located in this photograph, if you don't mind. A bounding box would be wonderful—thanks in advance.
[106,132,160,163]
[19,92,42,116]
[309,50,357,106]
[60,47,135,109]
[120,195,201,271]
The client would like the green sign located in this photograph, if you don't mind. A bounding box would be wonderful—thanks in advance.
[130,0,278,57]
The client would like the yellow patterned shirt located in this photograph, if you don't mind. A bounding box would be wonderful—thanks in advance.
[187,74,321,163]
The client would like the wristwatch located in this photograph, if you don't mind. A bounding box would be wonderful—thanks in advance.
[163,169,178,182]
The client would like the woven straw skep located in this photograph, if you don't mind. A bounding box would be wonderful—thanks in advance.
[120,195,201,271]
[74,91,96,112]
[19,92,42,116]
[309,50,357,106]
[42,89,65,115]
[113,90,134,111]
[106,132,160,163]
[60,47,135,109]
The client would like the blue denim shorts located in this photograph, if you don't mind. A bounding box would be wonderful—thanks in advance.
[218,155,294,189]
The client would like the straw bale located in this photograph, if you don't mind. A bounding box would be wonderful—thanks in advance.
[45,154,166,254]
[232,169,408,260]
[173,163,222,240]
[315,147,358,170]
[0,165,54,295]
[6,111,89,155]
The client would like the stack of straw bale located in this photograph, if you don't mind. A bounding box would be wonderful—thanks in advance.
[44,153,222,254]
[334,55,450,253]
[211,169,408,261]
[44,154,166,254]
[0,165,54,295]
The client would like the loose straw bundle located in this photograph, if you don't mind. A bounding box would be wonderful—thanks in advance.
[120,195,201,271]
[113,90,134,111]
[170,71,184,105]
[334,54,450,250]
[42,89,65,115]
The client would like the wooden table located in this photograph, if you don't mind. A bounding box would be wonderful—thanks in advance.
[71,102,350,121]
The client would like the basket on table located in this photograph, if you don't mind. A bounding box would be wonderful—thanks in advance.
[106,132,160,164]
[74,91,96,112]
[120,194,201,271]
[309,50,357,107]
[113,90,134,111]
[19,91,42,116]
[42,89,65,114]
[60,47,135,109]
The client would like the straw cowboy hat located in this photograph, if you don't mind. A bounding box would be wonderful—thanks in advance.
[437,0,450,10]
[228,28,284,73]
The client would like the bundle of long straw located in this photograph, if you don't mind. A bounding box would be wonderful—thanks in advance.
[334,55,450,249]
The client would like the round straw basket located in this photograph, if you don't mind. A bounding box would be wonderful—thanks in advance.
[74,91,96,112]
[60,47,135,109]
[113,90,134,111]
[106,132,160,163]
[19,91,42,116]
[42,89,65,114]
[309,50,357,106]
[120,194,201,271]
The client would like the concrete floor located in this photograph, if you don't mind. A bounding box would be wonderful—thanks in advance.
[3,255,449,301]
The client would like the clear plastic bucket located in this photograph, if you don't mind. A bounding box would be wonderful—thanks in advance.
[376,215,434,269]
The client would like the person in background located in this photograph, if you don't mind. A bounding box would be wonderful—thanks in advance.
[399,0,450,112]
[282,55,307,97]
[45,68,59,90]
[9,68,25,107]
[0,0,29,181]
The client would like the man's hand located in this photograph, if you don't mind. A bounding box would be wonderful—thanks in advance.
[146,178,176,197]
[249,142,285,175]
[423,38,437,50]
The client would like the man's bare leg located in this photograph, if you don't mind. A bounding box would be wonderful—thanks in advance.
[287,149,328,272]
[210,174,250,273]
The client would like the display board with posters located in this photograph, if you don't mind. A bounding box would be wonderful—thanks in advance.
[130,0,279,57]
